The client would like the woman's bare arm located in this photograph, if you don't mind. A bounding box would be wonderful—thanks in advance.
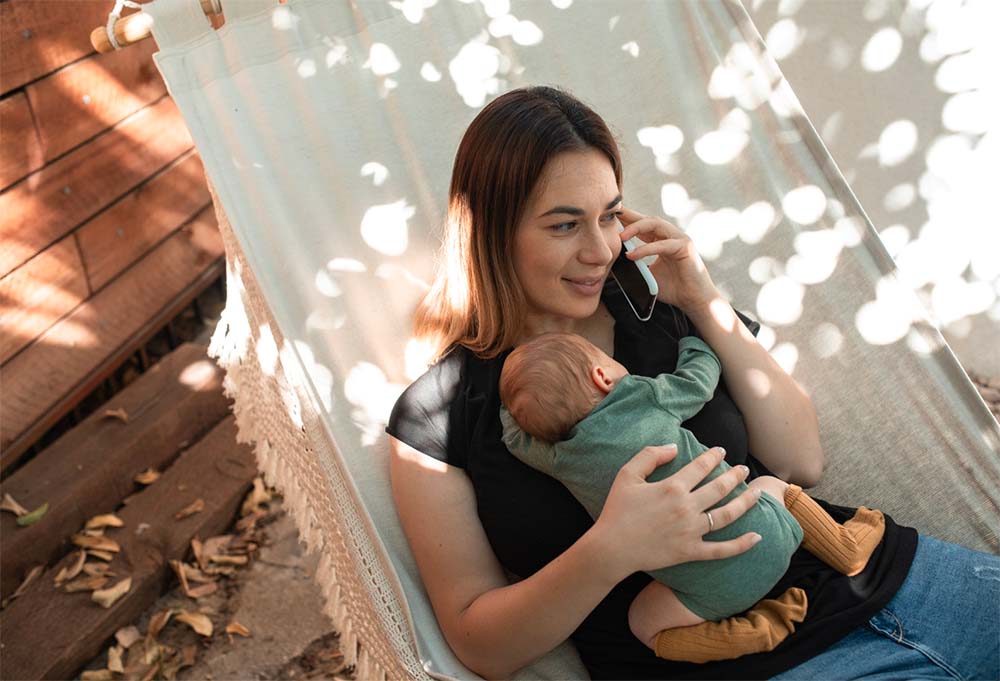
[390,437,761,679]
[686,297,824,487]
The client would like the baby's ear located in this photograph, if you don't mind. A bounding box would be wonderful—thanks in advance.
[590,365,614,394]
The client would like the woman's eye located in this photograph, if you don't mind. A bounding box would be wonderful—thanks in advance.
[603,211,623,222]
[552,222,576,232]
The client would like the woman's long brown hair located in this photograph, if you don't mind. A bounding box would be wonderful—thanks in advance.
[414,86,623,363]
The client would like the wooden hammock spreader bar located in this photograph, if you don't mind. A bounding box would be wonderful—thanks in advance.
[89,0,220,53]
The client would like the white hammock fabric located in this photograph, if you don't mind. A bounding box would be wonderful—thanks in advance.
[144,1,1000,679]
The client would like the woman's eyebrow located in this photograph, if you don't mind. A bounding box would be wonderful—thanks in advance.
[537,194,622,218]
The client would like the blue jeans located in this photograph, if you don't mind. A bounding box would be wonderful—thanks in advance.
[772,534,1000,680]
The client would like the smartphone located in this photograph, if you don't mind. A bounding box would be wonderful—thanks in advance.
[610,229,658,321]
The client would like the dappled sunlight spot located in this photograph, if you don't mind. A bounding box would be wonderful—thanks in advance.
[660,182,694,217]
[924,134,972,182]
[820,111,843,146]
[296,58,317,78]
[834,216,865,248]
[686,208,741,261]
[694,114,749,165]
[855,277,923,345]
[883,183,916,211]
[757,276,804,326]
[861,27,902,72]
[608,15,620,31]
[449,38,503,107]
[905,326,939,355]
[489,14,518,37]
[770,342,799,374]
[777,0,807,16]
[755,324,777,351]
[305,308,346,332]
[344,362,405,446]
[935,52,981,93]
[708,43,772,110]
[482,0,509,18]
[255,323,279,377]
[745,367,773,397]
[827,37,853,71]
[178,359,219,388]
[942,91,991,135]
[766,19,803,60]
[291,340,334,412]
[361,200,415,256]
[325,44,348,68]
[925,0,978,57]
[389,0,438,24]
[551,0,573,8]
[749,256,784,284]
[315,269,342,298]
[361,162,389,186]
[810,322,844,359]
[878,224,911,258]
[738,201,777,244]
[271,5,297,31]
[374,263,431,291]
[326,258,367,273]
[863,0,892,22]
[364,43,401,76]
[511,20,543,46]
[931,277,996,326]
[781,185,826,225]
[621,41,639,58]
[877,119,918,166]
[420,62,441,81]
[638,125,684,174]
[787,229,843,285]
[405,337,435,381]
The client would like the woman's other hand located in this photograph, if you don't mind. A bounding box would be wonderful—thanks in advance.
[618,207,719,313]
[594,444,761,579]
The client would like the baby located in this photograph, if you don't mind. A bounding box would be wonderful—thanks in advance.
[499,331,885,663]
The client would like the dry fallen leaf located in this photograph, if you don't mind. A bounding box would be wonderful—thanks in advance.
[190,537,206,571]
[202,564,237,577]
[240,477,272,516]
[201,535,232,561]
[2,564,44,607]
[83,563,111,577]
[16,502,49,527]
[225,621,251,641]
[115,625,142,649]
[102,407,129,423]
[235,509,266,533]
[182,563,215,584]
[85,513,125,530]
[108,644,125,673]
[180,644,197,668]
[53,550,87,585]
[72,534,120,553]
[80,670,114,681]
[87,549,115,562]
[92,576,131,608]
[147,608,179,640]
[81,527,105,537]
[134,468,160,485]
[187,581,218,599]
[1,492,29,516]
[174,498,205,520]
[175,610,213,637]
[63,575,109,593]
[208,554,248,566]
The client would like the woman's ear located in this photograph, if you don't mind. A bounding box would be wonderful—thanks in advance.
[591,365,615,395]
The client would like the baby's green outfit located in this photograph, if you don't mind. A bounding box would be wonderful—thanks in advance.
[499,336,803,620]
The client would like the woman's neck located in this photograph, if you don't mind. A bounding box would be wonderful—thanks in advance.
[518,303,616,356]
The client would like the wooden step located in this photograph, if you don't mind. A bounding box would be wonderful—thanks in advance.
[1,342,232,601]
[0,415,257,681]
[0,207,225,470]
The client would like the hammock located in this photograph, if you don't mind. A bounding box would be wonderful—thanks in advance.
[141,0,1000,678]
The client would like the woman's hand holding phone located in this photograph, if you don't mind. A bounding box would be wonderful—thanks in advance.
[617,207,721,315]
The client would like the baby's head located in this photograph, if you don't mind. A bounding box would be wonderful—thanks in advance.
[499,332,629,442]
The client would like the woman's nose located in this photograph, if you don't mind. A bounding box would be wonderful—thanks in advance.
[579,221,616,265]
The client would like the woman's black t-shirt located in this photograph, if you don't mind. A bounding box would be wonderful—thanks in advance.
[386,283,917,680]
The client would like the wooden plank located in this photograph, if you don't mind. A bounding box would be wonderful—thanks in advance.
[0,415,257,681]
[0,234,89,365]
[0,95,194,278]
[78,150,211,292]
[27,38,164,163]
[0,1,115,95]
[0,342,231,600]
[0,206,225,470]
[0,91,44,189]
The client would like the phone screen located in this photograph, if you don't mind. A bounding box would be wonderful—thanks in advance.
[610,248,657,321]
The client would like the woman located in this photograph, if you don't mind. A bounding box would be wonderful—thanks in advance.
[386,86,999,679]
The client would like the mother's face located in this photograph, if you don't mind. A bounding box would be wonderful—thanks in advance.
[513,148,623,321]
